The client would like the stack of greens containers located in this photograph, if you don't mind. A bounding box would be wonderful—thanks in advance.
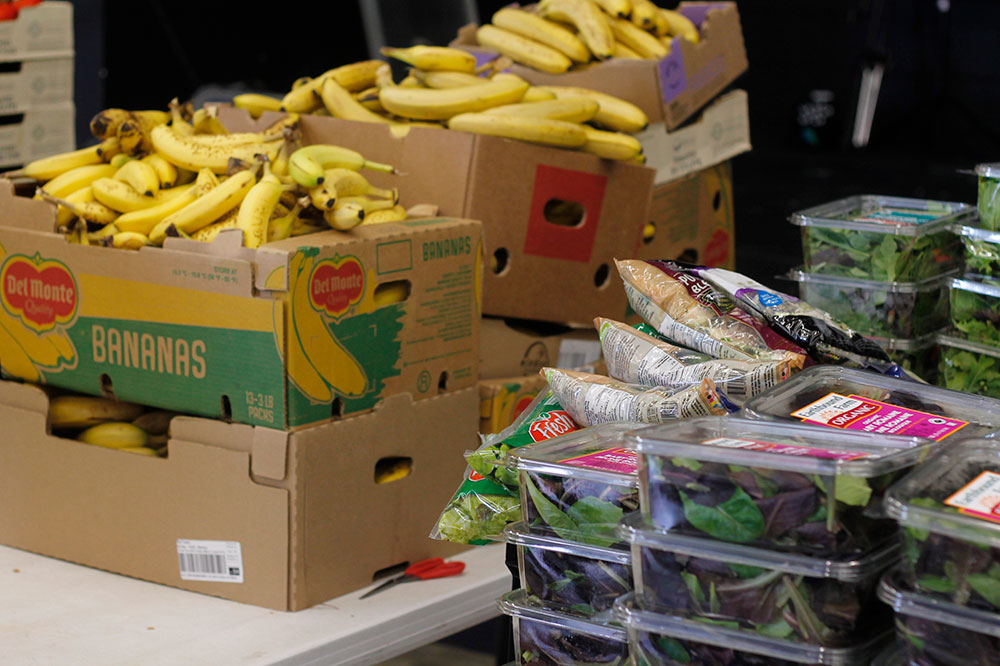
[880,438,1000,666]
[940,165,1000,398]
[788,194,975,382]
[613,413,926,665]
[499,421,642,666]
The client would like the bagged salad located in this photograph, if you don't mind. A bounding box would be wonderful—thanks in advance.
[595,317,793,405]
[615,258,808,367]
[431,389,581,545]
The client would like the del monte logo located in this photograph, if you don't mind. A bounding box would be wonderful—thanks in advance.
[1,253,78,332]
[309,255,365,319]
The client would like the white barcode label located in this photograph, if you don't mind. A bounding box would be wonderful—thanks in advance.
[176,539,244,583]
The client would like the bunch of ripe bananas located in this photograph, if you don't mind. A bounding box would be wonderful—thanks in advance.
[48,393,176,457]
[233,46,649,162]
[476,0,700,72]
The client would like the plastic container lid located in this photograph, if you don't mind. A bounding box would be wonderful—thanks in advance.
[789,194,975,237]
[785,266,959,292]
[741,365,1000,440]
[504,421,642,488]
[504,520,632,565]
[976,163,1000,179]
[884,437,1000,548]
[869,333,940,353]
[937,331,1000,359]
[951,274,1000,299]
[497,588,628,642]
[613,591,888,665]
[956,223,1000,245]
[878,565,1000,638]
[618,511,899,581]
[627,415,936,481]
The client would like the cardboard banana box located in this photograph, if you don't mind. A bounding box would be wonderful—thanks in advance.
[0,179,481,429]
[0,380,475,610]
[452,2,748,132]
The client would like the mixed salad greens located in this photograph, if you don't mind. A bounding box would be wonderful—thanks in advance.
[519,541,632,616]
[515,614,631,666]
[635,545,885,646]
[632,631,802,666]
[522,470,640,548]
[961,233,1000,278]
[801,226,960,283]
[642,455,898,557]
[894,613,997,666]
[939,344,1000,398]
[796,276,950,340]
[950,283,1000,346]
[978,166,1000,231]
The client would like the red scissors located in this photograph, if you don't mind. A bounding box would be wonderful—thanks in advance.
[360,557,466,599]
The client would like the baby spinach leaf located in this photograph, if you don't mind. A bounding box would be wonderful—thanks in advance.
[967,574,1000,608]
[680,487,765,543]
[834,475,873,507]
[523,474,578,540]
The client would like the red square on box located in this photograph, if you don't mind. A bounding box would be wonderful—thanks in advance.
[523,165,607,263]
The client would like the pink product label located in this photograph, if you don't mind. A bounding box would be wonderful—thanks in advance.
[658,47,687,104]
[789,393,968,442]
[702,437,875,461]
[560,447,638,475]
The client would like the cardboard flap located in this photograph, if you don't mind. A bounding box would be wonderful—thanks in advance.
[169,416,255,453]
[0,379,49,418]
[251,426,289,481]
[0,179,58,232]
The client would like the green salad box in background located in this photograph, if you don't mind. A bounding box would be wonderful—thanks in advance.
[937,332,1000,399]
[977,162,1000,230]
[956,223,1000,278]
[949,275,1000,347]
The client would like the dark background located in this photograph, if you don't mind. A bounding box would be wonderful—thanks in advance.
[70,0,1000,286]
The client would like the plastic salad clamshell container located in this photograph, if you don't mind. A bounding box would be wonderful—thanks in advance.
[613,591,889,666]
[499,589,631,666]
[505,520,633,616]
[936,332,1000,399]
[977,163,1000,230]
[870,334,940,385]
[741,365,1000,441]
[618,511,897,646]
[785,267,955,340]
[790,194,971,282]
[956,223,1000,277]
[506,421,641,547]
[949,275,1000,347]
[626,415,936,557]
[884,438,1000,612]
[878,565,1000,666]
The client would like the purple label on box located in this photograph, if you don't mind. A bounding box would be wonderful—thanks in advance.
[680,3,731,28]
[560,447,638,475]
[659,44,687,104]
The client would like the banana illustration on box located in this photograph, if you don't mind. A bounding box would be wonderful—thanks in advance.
[0,242,78,382]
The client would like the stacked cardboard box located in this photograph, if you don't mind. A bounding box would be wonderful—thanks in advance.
[0,1,75,169]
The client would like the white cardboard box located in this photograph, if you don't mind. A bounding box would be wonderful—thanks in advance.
[0,57,73,112]
[0,101,74,169]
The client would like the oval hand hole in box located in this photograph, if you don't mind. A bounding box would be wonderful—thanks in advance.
[373,279,411,307]
[542,199,586,227]
[492,248,509,275]
[374,456,412,485]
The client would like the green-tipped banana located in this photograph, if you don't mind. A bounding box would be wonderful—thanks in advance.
[287,145,396,188]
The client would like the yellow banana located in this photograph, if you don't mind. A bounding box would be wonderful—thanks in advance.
[168,98,195,136]
[49,395,145,429]
[141,153,178,188]
[360,204,407,225]
[628,0,658,30]
[53,186,96,226]
[113,159,160,196]
[290,219,325,237]
[380,45,477,72]
[121,446,159,456]
[334,196,397,215]
[354,87,384,112]
[281,60,385,113]
[232,93,283,118]
[40,163,117,198]
[650,9,671,37]
[38,190,119,225]
[607,14,668,59]
[89,108,132,140]
[660,8,700,43]
[267,196,307,242]
[483,96,599,122]
[379,74,529,121]
[0,322,41,383]
[537,0,616,60]
[112,180,204,235]
[593,0,631,18]
[530,84,649,132]
[522,87,559,103]
[111,231,151,250]
[397,74,423,88]
[287,144,396,188]
[447,112,588,148]
[319,76,393,124]
[91,178,177,213]
[411,69,486,89]
[290,252,368,396]
[323,167,397,201]
[21,143,105,181]
[491,7,591,64]
[235,164,284,248]
[613,41,643,58]
[324,200,366,230]
[191,107,229,135]
[191,209,239,242]
[109,153,131,169]
[149,168,257,243]
[96,136,121,161]
[579,126,643,160]
[116,118,146,157]
[131,410,177,435]
[77,421,149,448]
[326,60,386,92]
[149,123,282,174]
[475,24,572,74]
[281,252,333,402]
[374,63,395,90]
